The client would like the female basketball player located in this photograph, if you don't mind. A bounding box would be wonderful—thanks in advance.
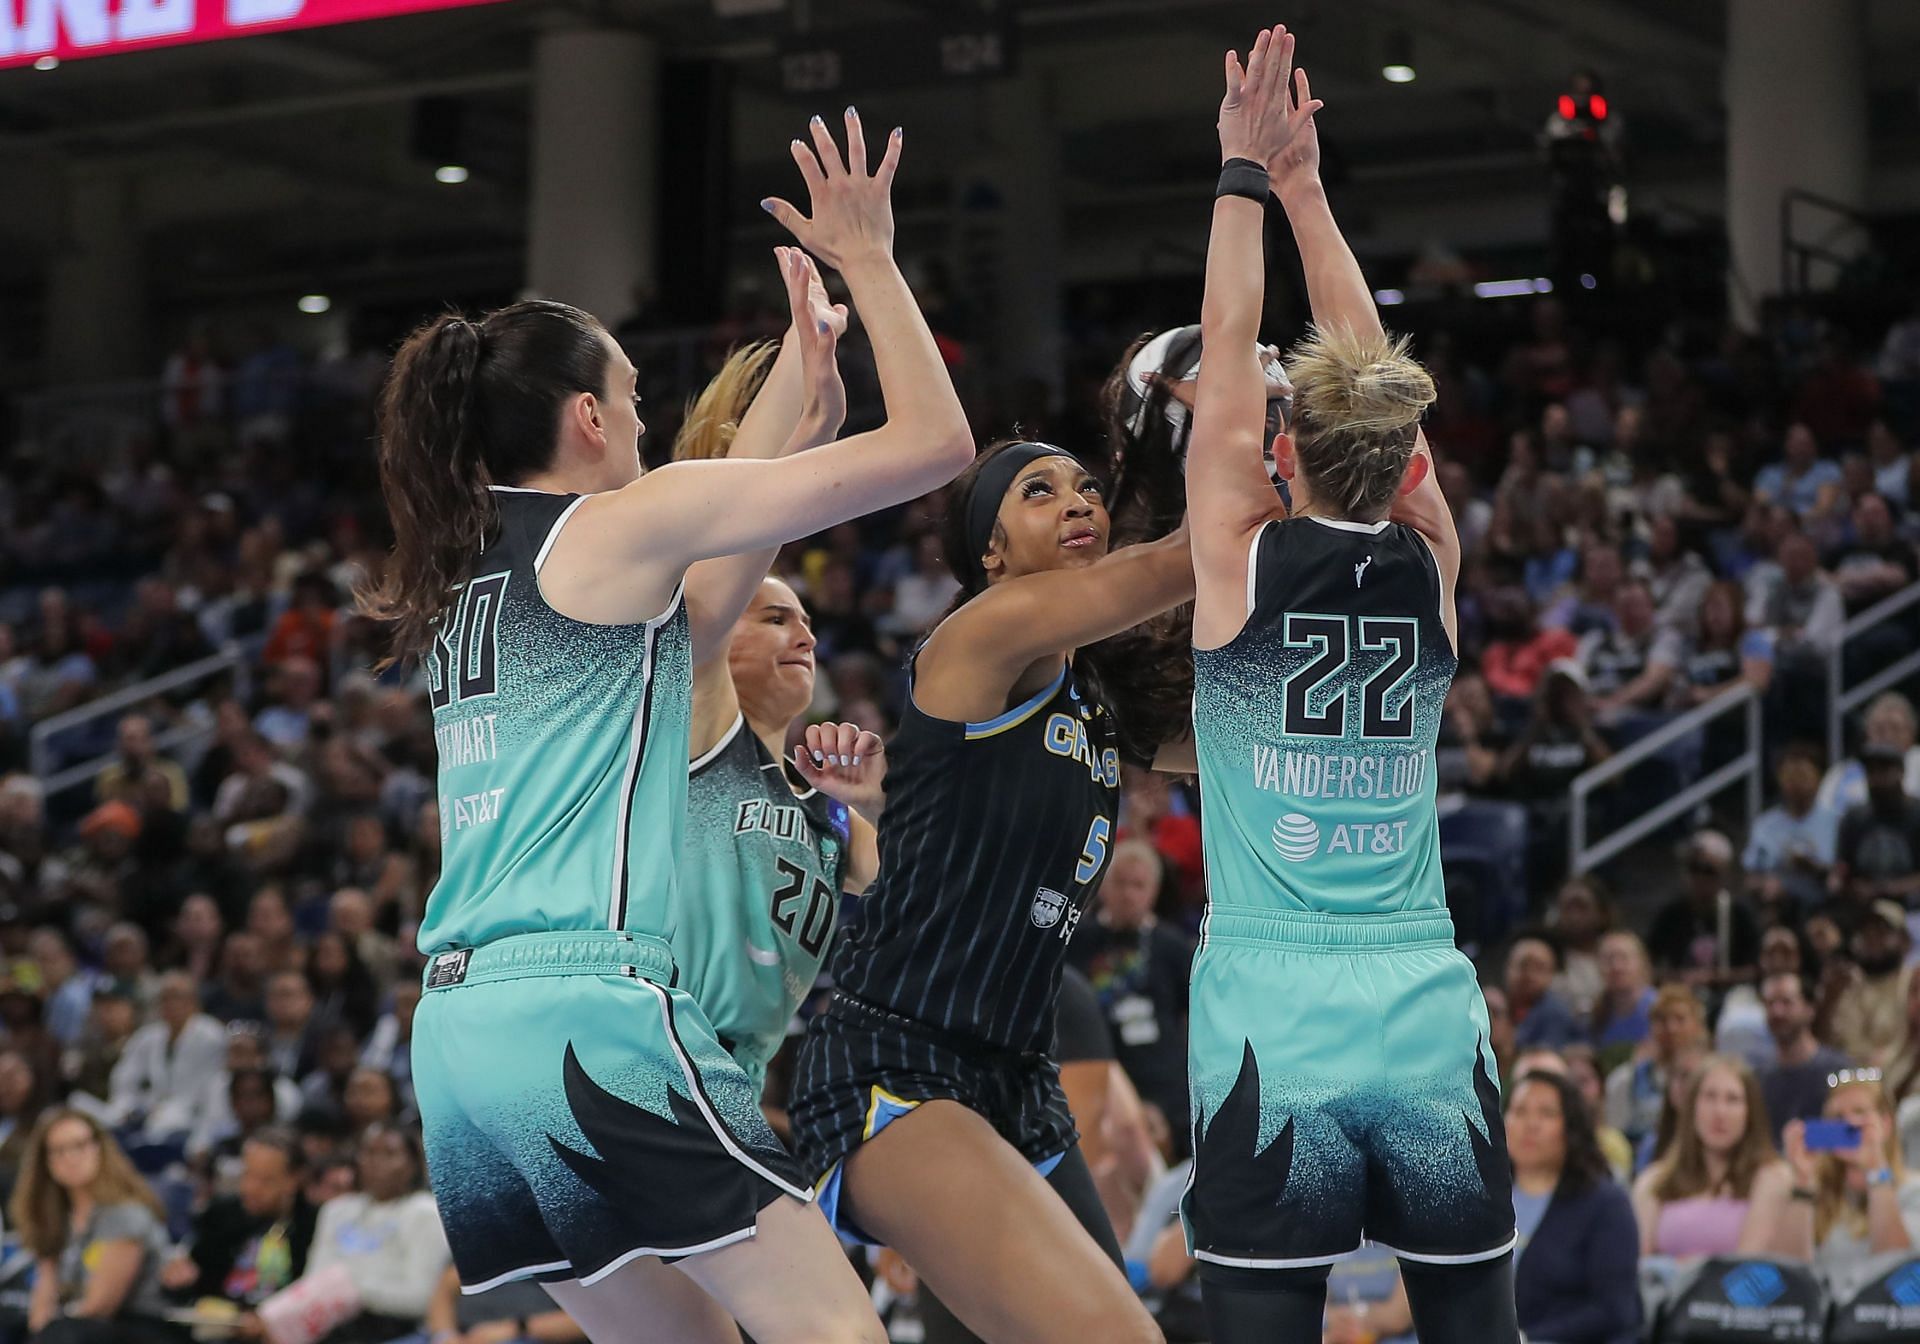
[671,347,882,1095]
[1184,28,1518,1343]
[784,432,1194,1344]
[371,110,970,1344]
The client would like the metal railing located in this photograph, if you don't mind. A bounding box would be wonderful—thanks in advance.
[1828,581,1920,768]
[1570,684,1764,875]
[28,648,246,798]
[1780,187,1873,297]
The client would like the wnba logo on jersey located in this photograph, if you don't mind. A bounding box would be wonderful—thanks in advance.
[1270,813,1320,862]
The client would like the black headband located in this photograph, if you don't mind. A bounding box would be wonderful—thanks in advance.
[964,442,1079,582]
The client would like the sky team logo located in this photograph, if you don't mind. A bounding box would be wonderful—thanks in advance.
[1031,886,1067,929]
[1271,813,1320,862]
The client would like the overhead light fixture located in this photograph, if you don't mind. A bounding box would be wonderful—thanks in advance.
[298,294,332,314]
[1374,289,1406,307]
[435,165,469,185]
[33,56,58,71]
[1381,30,1414,83]
[1471,277,1554,299]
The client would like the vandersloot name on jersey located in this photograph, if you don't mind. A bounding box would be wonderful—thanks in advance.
[1248,742,1430,799]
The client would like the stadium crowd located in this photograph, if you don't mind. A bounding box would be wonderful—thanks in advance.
[0,285,1915,1342]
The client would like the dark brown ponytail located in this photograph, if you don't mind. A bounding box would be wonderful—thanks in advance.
[360,300,613,666]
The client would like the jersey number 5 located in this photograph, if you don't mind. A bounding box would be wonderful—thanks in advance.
[771,858,835,958]
[428,572,509,710]
[1280,614,1419,740]
[1074,815,1112,885]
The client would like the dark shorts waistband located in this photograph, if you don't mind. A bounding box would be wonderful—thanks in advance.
[421,929,675,990]
[1202,904,1456,952]
[827,991,1047,1066]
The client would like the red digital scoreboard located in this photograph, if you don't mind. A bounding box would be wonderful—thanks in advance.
[0,0,511,71]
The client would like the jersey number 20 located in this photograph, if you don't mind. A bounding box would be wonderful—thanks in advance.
[1280,614,1418,740]
[771,858,834,958]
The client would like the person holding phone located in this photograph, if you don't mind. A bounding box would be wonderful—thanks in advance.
[1781,1071,1920,1279]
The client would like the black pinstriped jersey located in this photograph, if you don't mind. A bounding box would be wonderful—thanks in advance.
[828,659,1121,1054]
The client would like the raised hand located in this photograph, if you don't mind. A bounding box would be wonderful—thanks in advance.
[1268,67,1321,196]
[792,720,887,815]
[1218,25,1322,169]
[762,107,902,272]
[775,245,848,441]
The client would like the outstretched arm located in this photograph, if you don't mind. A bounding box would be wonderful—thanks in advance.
[547,111,973,623]
[1268,85,1460,629]
[1190,26,1320,650]
[685,247,847,663]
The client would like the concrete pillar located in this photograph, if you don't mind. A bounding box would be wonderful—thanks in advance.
[1725,0,1868,328]
[526,27,658,325]
[986,68,1064,401]
[46,164,145,381]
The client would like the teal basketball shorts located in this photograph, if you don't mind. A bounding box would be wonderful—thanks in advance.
[1182,905,1516,1269]
[413,930,810,1292]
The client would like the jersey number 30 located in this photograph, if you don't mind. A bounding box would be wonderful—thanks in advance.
[428,572,508,710]
[1280,614,1418,740]
[771,858,834,958]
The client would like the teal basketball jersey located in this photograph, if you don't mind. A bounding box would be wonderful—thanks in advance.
[1193,517,1456,918]
[676,714,852,1088]
[416,486,693,955]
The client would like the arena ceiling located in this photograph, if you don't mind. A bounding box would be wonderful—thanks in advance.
[1,0,1917,326]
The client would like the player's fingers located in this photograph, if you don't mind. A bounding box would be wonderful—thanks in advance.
[760,197,810,240]
[875,125,903,188]
[789,137,828,196]
[844,105,868,178]
[853,730,884,765]
[808,114,847,178]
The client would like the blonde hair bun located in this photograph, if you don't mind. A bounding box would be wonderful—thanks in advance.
[1285,324,1435,437]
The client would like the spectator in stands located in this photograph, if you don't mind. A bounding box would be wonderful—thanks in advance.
[301,1121,449,1341]
[1831,493,1916,615]
[101,923,160,1012]
[104,970,228,1144]
[247,889,304,978]
[1761,531,1846,662]
[299,1025,365,1127]
[1548,877,1611,1019]
[329,888,398,991]
[306,929,380,1041]
[1505,1070,1640,1344]
[1508,935,1584,1049]
[1484,984,1516,1086]
[1553,1043,1635,1178]
[1591,930,1656,1060]
[0,961,64,1095]
[1630,1055,1799,1258]
[1782,1075,1920,1279]
[203,931,269,1024]
[189,1028,304,1170]
[1883,975,1920,1119]
[95,715,190,814]
[1579,580,1682,720]
[1759,972,1853,1143]
[1480,586,1578,703]
[360,981,418,1111]
[341,1067,400,1140]
[1542,541,1624,636]
[877,532,960,642]
[11,1108,178,1343]
[1832,744,1920,908]
[1826,900,1914,1066]
[261,575,338,673]
[68,984,139,1103]
[1865,419,1913,512]
[1500,661,1612,876]
[1117,769,1203,916]
[1745,743,1839,915]
[1646,830,1760,990]
[0,1046,49,1202]
[163,893,225,984]
[1067,839,1194,1143]
[1819,692,1920,815]
[1674,581,1773,709]
[1636,515,1713,636]
[263,970,320,1080]
[160,1126,318,1326]
[1755,422,1845,522]
[412,1263,586,1344]
[1605,985,1707,1155]
[254,657,325,751]
[29,929,98,1048]
[1796,339,1882,448]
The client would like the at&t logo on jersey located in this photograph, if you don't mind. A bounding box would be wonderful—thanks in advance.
[1270,813,1320,861]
